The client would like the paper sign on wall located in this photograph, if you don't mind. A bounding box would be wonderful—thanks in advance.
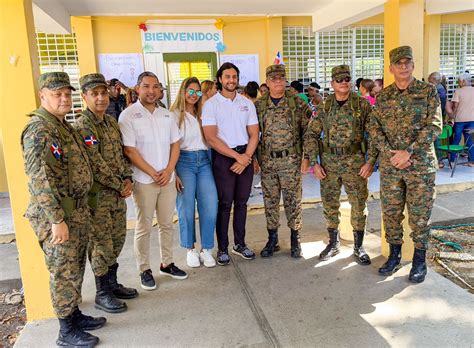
[220,54,259,85]
[98,53,144,87]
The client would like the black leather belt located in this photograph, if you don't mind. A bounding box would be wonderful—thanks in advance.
[232,145,247,154]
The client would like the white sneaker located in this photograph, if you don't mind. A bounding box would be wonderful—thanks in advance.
[186,249,200,268]
[200,249,216,268]
[254,181,262,189]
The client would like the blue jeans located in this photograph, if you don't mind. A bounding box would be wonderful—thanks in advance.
[176,150,218,249]
[450,121,474,162]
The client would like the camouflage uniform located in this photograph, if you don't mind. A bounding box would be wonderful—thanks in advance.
[256,67,310,232]
[369,48,442,250]
[74,74,132,277]
[22,73,94,318]
[304,67,377,232]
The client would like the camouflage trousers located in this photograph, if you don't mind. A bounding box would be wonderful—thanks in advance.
[89,190,127,276]
[320,155,368,231]
[261,155,302,231]
[27,206,91,318]
[380,171,436,250]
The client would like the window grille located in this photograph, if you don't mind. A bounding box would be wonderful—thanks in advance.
[36,32,82,122]
[283,25,384,95]
[439,24,474,99]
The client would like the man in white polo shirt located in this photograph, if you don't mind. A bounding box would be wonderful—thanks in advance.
[119,71,187,290]
[202,63,260,266]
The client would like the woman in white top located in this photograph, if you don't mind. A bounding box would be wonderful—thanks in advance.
[170,77,218,267]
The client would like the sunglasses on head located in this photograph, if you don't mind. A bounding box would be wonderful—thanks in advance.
[187,89,203,97]
[334,77,351,84]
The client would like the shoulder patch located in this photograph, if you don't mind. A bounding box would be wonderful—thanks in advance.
[84,135,99,147]
[50,143,62,159]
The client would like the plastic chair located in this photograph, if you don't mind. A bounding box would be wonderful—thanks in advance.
[436,125,468,177]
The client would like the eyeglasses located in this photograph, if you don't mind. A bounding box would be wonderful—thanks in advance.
[334,77,351,84]
[268,76,286,82]
[393,59,413,68]
[187,89,203,97]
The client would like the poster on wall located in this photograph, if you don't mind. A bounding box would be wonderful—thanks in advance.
[220,54,259,85]
[98,53,144,87]
[142,20,224,53]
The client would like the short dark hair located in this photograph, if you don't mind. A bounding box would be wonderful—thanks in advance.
[216,63,240,90]
[356,77,364,88]
[137,71,159,86]
[309,82,320,90]
[108,78,119,87]
[290,80,304,93]
[244,81,259,99]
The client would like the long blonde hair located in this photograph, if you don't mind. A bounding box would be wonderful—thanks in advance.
[170,77,202,129]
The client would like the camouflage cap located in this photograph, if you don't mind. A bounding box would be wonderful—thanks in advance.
[331,65,351,80]
[38,72,76,91]
[266,64,286,78]
[79,73,108,91]
[389,45,413,64]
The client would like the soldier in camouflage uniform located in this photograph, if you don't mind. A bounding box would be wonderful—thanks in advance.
[303,65,377,265]
[369,46,442,283]
[74,73,138,314]
[22,72,103,347]
[255,65,311,258]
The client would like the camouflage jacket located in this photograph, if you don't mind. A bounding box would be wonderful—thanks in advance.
[74,108,132,192]
[255,91,311,160]
[21,107,94,224]
[303,92,378,165]
[368,78,442,174]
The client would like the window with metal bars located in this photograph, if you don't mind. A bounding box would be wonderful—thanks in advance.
[283,25,384,95]
[439,24,474,99]
[36,31,82,122]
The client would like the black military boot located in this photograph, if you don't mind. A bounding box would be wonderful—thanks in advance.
[56,315,99,347]
[260,229,280,257]
[95,274,127,313]
[408,248,427,283]
[290,229,302,258]
[319,228,340,260]
[353,231,371,265]
[72,307,106,331]
[109,263,139,299]
[378,244,402,275]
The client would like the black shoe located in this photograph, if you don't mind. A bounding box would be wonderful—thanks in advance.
[409,248,427,283]
[353,231,371,265]
[140,269,156,290]
[217,249,231,266]
[95,274,127,313]
[378,244,402,275]
[159,263,188,280]
[232,244,256,260]
[290,229,302,258]
[72,307,106,331]
[109,263,138,299]
[260,229,280,257]
[319,228,340,260]
[57,316,99,347]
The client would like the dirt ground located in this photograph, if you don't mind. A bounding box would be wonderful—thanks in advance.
[428,225,474,293]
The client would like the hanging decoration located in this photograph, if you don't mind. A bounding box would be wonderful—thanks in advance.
[138,23,148,32]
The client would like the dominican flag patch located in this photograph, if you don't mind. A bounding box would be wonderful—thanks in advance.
[84,135,99,147]
[50,143,62,160]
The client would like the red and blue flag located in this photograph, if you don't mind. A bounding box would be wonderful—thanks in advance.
[84,135,99,147]
[50,143,62,160]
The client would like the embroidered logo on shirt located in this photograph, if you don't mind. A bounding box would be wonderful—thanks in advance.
[50,143,62,160]
[84,135,99,147]
[132,113,143,119]
[239,105,249,112]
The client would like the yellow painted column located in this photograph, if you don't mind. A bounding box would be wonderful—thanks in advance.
[382,0,424,261]
[71,16,97,75]
[423,14,441,79]
[0,132,8,192]
[0,0,54,320]
[264,17,283,82]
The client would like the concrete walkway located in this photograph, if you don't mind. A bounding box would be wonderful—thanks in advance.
[12,190,474,348]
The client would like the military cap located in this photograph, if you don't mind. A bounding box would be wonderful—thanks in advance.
[266,64,286,78]
[79,73,108,91]
[38,72,76,91]
[331,65,351,80]
[389,46,413,64]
